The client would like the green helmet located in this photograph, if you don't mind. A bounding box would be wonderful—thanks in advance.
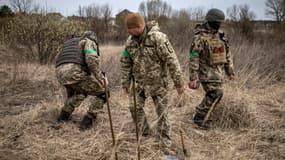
[81,31,100,55]
[82,31,97,43]
[205,8,225,22]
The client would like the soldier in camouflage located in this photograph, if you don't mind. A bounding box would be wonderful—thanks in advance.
[120,13,184,147]
[188,8,235,128]
[55,31,108,131]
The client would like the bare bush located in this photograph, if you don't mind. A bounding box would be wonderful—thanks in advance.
[3,14,83,64]
[162,9,194,52]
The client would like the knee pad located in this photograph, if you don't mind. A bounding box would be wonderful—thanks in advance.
[206,89,223,102]
[65,94,85,108]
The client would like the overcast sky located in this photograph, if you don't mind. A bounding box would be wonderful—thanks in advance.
[0,0,270,20]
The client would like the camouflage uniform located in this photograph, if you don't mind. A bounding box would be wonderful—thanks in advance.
[121,22,184,141]
[55,33,106,130]
[189,22,235,127]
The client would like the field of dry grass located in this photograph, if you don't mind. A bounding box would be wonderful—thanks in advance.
[0,43,284,160]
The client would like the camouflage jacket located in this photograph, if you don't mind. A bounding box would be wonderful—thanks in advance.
[188,23,235,83]
[56,37,104,85]
[120,22,184,96]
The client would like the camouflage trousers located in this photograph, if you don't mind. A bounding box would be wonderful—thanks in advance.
[195,82,223,120]
[129,89,170,139]
[61,76,106,117]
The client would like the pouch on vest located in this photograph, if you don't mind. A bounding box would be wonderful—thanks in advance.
[207,38,227,65]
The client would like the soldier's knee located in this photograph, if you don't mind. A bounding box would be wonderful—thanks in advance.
[215,89,223,99]
[65,94,85,107]
[206,89,223,101]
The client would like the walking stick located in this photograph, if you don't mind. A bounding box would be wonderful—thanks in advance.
[103,75,118,160]
[131,75,141,160]
[179,130,187,156]
[177,95,189,158]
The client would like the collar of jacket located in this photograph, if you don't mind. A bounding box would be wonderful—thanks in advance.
[198,22,219,34]
[131,26,147,43]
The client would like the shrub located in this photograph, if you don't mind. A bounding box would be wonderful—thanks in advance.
[2,14,84,64]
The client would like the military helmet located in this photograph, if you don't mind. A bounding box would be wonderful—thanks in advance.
[205,8,225,22]
[82,31,97,43]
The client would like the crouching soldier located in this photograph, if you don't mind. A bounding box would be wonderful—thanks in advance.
[55,31,108,131]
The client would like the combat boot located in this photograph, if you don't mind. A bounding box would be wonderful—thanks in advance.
[57,110,71,122]
[79,113,96,131]
[193,112,210,129]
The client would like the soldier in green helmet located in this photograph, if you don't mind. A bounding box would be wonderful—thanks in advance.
[188,8,235,129]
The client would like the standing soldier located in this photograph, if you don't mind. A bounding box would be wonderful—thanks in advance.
[55,31,108,131]
[120,13,184,148]
[188,8,235,128]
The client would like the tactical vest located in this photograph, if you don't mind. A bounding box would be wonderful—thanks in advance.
[202,33,227,65]
[55,38,89,72]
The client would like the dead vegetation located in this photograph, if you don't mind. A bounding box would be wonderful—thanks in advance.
[0,42,284,160]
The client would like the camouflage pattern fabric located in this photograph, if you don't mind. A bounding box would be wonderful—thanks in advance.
[189,23,235,127]
[196,82,223,117]
[128,89,170,137]
[56,37,105,116]
[79,38,104,82]
[188,23,234,82]
[121,21,184,96]
[121,22,183,140]
[61,80,105,116]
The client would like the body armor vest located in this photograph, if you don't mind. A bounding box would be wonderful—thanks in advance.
[202,34,227,65]
[55,38,89,72]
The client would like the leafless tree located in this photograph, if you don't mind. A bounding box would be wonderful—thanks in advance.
[227,4,256,21]
[76,3,113,42]
[101,4,112,31]
[187,7,205,21]
[78,5,84,17]
[10,0,33,13]
[138,0,172,20]
[227,4,256,22]
[265,0,284,21]
[139,2,147,17]
[168,9,193,49]
[239,4,256,21]
[226,4,256,38]
[227,4,239,21]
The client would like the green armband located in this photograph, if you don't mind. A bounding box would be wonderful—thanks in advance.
[122,49,130,58]
[189,51,199,57]
[85,49,97,55]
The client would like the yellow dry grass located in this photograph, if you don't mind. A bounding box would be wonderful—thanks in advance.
[0,45,284,160]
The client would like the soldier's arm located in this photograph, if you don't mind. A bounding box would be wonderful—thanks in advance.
[120,48,133,89]
[189,35,202,81]
[81,38,104,81]
[157,36,184,88]
[223,37,235,76]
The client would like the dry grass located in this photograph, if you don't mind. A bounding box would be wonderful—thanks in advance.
[0,44,284,160]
